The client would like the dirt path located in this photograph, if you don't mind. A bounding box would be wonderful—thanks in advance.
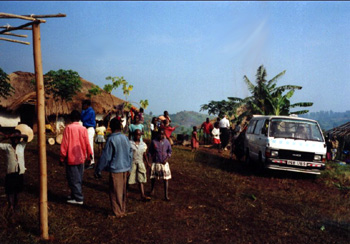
[0,141,349,243]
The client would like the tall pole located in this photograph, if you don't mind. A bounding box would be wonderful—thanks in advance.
[32,22,49,240]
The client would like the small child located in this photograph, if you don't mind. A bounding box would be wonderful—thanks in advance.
[191,126,199,152]
[212,122,221,152]
[0,130,28,213]
[128,129,151,201]
[149,129,172,201]
[95,121,106,157]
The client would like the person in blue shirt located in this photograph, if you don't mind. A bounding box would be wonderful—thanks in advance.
[94,117,133,218]
[81,100,96,169]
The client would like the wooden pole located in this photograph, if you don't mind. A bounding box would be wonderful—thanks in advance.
[32,22,49,240]
[0,21,35,34]
[1,32,28,38]
[0,37,29,45]
[0,13,46,23]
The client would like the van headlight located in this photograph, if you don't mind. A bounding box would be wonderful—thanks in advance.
[271,150,278,157]
[314,155,322,161]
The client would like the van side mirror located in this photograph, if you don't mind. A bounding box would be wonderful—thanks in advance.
[261,127,267,136]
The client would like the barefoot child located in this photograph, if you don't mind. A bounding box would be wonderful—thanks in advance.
[0,130,28,212]
[149,129,172,201]
[128,129,151,201]
[212,122,221,152]
[191,126,199,152]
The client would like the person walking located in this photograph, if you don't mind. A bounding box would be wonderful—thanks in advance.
[219,115,230,151]
[60,110,93,205]
[95,117,133,218]
[81,99,96,169]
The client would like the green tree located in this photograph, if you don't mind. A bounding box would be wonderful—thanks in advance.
[201,65,313,122]
[105,75,149,111]
[103,83,114,104]
[86,85,102,103]
[44,69,82,127]
[0,68,14,100]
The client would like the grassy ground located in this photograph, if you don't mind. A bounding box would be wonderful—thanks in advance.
[0,138,350,243]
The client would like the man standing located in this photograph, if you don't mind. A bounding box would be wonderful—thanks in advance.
[81,99,96,169]
[331,136,339,161]
[219,114,230,151]
[200,118,213,145]
[60,110,92,205]
[95,118,133,218]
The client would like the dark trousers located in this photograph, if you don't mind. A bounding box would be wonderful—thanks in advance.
[220,128,229,148]
[66,164,84,202]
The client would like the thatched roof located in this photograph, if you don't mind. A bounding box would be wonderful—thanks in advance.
[326,122,350,137]
[0,71,126,116]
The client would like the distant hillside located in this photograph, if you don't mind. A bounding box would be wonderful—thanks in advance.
[144,111,215,135]
[300,110,350,131]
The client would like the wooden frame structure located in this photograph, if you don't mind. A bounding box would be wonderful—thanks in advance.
[0,12,66,240]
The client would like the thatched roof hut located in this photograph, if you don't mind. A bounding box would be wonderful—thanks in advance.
[0,71,127,131]
[1,71,126,116]
[326,122,350,160]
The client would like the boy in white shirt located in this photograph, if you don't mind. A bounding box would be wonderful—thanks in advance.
[0,130,28,213]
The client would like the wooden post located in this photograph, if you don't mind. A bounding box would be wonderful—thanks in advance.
[32,22,49,240]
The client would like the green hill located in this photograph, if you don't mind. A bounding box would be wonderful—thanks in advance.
[144,111,215,135]
[300,110,350,131]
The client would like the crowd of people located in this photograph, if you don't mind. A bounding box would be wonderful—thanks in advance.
[60,102,175,218]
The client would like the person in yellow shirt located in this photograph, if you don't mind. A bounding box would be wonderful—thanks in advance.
[95,121,106,157]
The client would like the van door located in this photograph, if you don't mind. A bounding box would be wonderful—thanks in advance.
[251,119,266,161]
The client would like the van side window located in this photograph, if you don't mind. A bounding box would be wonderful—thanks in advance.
[247,120,257,134]
[254,119,265,135]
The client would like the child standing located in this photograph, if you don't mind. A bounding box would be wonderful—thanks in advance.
[0,130,28,213]
[95,121,106,157]
[212,122,221,152]
[128,129,151,201]
[191,126,199,152]
[149,129,172,201]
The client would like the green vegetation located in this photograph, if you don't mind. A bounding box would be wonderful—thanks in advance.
[201,65,313,123]
[86,85,102,102]
[105,75,149,110]
[0,67,14,100]
[44,69,82,126]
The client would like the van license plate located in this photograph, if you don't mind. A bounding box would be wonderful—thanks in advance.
[287,160,307,167]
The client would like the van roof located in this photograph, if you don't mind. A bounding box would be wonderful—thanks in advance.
[251,115,318,123]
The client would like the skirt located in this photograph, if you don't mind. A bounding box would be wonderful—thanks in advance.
[95,134,106,143]
[150,162,171,180]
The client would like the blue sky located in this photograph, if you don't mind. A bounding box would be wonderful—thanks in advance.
[1,1,349,116]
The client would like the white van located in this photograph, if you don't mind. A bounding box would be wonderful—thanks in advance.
[244,115,326,174]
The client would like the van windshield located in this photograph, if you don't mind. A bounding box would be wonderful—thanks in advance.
[268,118,324,142]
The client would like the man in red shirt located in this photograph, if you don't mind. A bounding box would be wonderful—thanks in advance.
[60,110,92,205]
[200,118,214,145]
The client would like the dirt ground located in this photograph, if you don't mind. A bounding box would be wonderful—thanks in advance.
[0,138,350,243]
